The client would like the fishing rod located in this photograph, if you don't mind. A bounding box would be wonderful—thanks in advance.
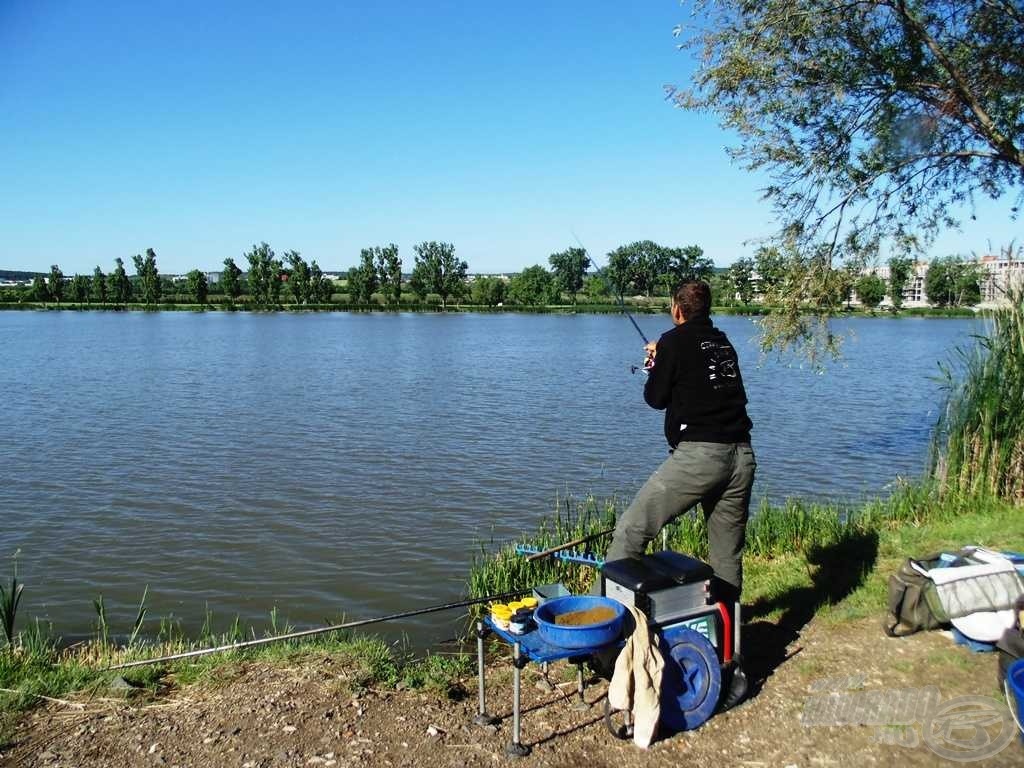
[571,231,652,373]
[572,231,649,346]
[611,288,649,346]
[108,589,529,670]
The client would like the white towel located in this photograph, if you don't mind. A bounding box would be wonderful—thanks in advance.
[608,605,664,748]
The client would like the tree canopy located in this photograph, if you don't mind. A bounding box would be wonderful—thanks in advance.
[72,274,91,302]
[729,257,756,303]
[186,269,209,305]
[221,258,243,302]
[409,241,467,309]
[284,251,311,305]
[855,273,887,309]
[348,249,380,304]
[548,247,591,304]
[132,249,161,306]
[110,258,131,304]
[924,255,983,306]
[47,265,64,304]
[91,266,107,304]
[670,0,1023,356]
[245,242,282,308]
[887,256,915,309]
[372,244,402,305]
[507,265,558,306]
[470,276,506,306]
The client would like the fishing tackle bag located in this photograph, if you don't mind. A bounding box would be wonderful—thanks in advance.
[884,555,949,637]
[885,548,1024,641]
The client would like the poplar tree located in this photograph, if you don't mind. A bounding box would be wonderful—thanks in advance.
[92,266,107,303]
[132,248,161,306]
[48,265,64,304]
[221,257,243,303]
[110,258,132,304]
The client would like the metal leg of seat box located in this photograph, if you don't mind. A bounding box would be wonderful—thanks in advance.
[506,642,531,757]
[472,621,500,727]
[572,661,590,710]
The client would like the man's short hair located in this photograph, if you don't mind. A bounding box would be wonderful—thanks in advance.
[673,281,712,320]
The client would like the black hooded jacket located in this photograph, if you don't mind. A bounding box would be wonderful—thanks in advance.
[643,315,753,447]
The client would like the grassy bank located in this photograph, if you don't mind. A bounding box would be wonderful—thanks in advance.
[468,484,1024,626]
[0,608,470,743]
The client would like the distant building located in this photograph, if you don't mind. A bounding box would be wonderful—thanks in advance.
[979,253,1024,305]
[467,273,512,283]
[861,263,929,308]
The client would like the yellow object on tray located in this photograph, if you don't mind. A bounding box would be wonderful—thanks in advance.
[490,604,512,630]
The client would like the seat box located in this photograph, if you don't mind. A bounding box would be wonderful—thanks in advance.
[601,551,712,624]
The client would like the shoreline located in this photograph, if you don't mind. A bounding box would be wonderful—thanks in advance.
[0,302,979,318]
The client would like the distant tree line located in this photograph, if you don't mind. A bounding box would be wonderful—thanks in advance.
[0,238,986,312]
[724,247,984,313]
[3,238,717,309]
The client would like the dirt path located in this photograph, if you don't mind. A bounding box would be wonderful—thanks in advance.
[5,615,1022,767]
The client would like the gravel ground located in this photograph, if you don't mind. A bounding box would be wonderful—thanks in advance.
[5,616,1023,768]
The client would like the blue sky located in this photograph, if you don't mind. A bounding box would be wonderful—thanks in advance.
[1,1,1018,275]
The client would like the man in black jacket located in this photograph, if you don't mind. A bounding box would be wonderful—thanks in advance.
[605,281,756,604]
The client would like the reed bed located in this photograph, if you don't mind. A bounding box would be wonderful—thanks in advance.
[932,287,1024,503]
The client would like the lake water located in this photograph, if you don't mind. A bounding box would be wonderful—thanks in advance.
[0,311,979,644]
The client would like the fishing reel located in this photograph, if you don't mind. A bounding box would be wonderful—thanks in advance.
[629,350,656,376]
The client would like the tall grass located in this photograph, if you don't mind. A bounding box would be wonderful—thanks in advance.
[0,560,23,648]
[933,285,1024,503]
[467,494,617,599]
[466,482,981,600]
[467,493,873,600]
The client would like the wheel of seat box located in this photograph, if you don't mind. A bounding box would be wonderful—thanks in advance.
[658,626,722,732]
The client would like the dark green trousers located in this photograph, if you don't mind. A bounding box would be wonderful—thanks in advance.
[606,441,756,601]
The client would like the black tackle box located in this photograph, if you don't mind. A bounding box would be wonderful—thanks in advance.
[601,551,713,624]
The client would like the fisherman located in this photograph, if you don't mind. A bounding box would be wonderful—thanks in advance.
[605,280,755,605]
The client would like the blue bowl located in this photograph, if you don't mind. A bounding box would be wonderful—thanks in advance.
[1009,658,1024,742]
[534,596,626,649]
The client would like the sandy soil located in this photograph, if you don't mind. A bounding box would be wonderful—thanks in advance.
[5,615,1022,768]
